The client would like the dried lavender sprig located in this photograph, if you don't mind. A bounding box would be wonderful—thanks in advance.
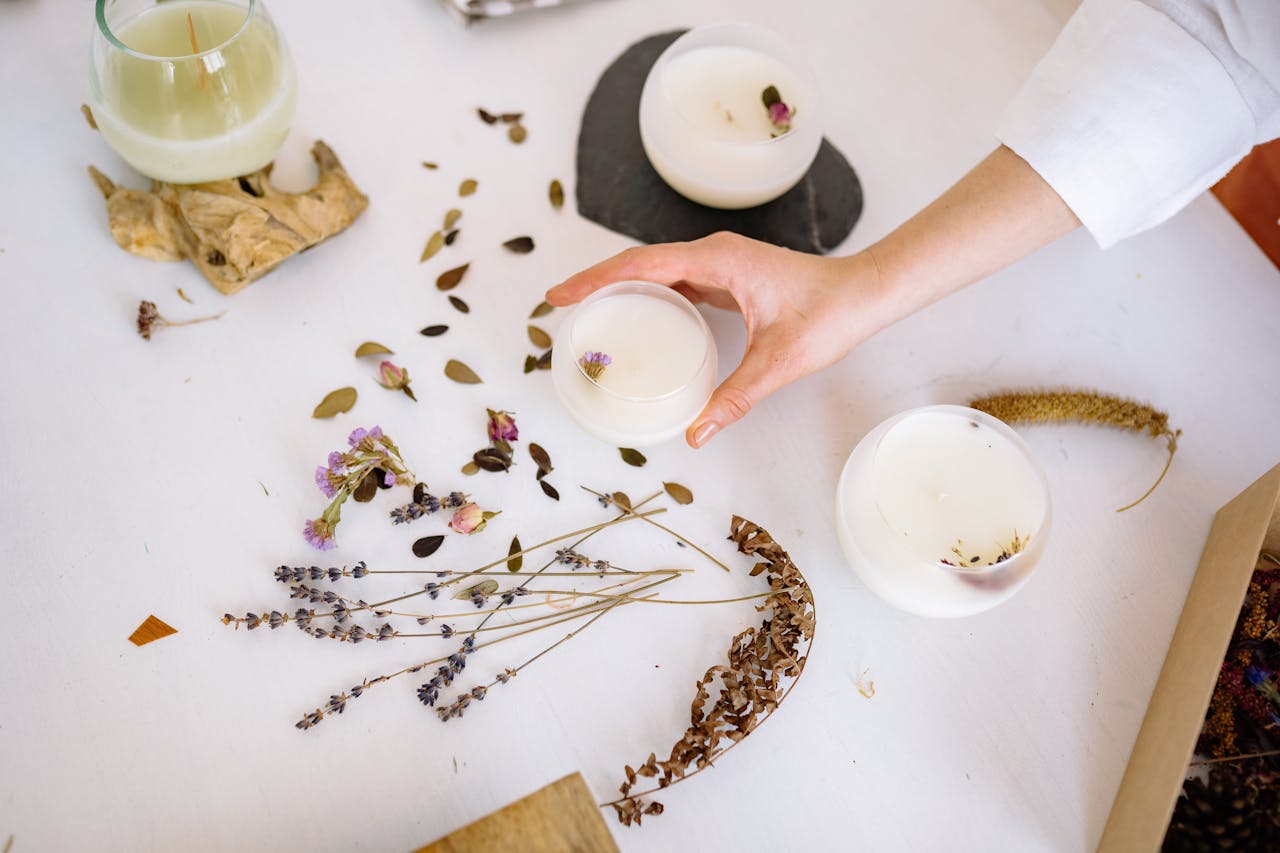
[582,486,730,573]
[376,576,670,622]
[274,562,370,583]
[390,488,468,524]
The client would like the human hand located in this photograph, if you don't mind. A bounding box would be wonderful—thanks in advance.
[546,232,885,448]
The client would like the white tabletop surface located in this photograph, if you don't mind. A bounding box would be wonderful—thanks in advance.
[3,1,1280,851]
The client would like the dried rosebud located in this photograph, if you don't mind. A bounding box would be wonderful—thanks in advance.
[449,503,486,535]
[377,361,417,402]
[486,409,519,443]
[761,85,793,134]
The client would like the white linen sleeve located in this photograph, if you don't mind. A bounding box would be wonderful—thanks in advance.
[995,0,1256,248]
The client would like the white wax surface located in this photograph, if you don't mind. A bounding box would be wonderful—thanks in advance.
[571,293,705,398]
[661,45,808,144]
[92,0,296,183]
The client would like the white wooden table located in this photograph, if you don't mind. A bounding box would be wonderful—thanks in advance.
[2,1,1278,850]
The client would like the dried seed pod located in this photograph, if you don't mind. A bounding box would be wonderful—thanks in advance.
[477,108,498,125]
[529,442,553,476]
[473,446,511,472]
[523,355,537,374]
[443,208,462,230]
[535,349,553,370]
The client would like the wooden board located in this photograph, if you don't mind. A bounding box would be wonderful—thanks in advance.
[414,773,619,853]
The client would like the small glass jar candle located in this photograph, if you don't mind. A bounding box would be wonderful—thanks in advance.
[89,0,297,184]
[638,23,823,209]
[552,281,717,447]
[835,405,1051,618]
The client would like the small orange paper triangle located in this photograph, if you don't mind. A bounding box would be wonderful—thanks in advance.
[129,615,177,647]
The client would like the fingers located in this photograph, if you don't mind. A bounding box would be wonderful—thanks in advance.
[547,243,703,306]
[686,344,794,448]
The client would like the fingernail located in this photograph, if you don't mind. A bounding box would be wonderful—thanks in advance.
[690,421,718,447]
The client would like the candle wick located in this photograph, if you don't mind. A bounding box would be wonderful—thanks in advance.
[186,12,208,90]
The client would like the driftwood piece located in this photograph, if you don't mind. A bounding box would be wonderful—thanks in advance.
[89,141,369,295]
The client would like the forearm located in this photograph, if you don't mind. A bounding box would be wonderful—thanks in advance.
[855,145,1080,330]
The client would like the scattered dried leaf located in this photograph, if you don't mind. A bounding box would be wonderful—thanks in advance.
[444,228,460,246]
[473,446,512,472]
[508,123,527,144]
[503,236,535,254]
[354,341,394,358]
[500,112,523,123]
[176,287,193,304]
[420,324,448,337]
[523,355,537,374]
[81,103,98,130]
[611,491,633,511]
[436,263,470,291]
[507,536,523,572]
[536,349,553,370]
[420,230,445,263]
[461,461,480,476]
[619,448,647,467]
[530,300,554,319]
[352,469,379,503]
[422,161,439,170]
[540,480,561,501]
[128,614,177,647]
[312,387,357,419]
[445,359,483,384]
[529,443,553,477]
[459,179,478,197]
[527,325,552,349]
[477,108,498,125]
[412,535,445,559]
[455,579,499,601]
[449,296,470,314]
[444,208,462,230]
[549,179,564,210]
[663,482,694,505]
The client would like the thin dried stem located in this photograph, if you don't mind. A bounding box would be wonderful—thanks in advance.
[185,12,208,89]
[581,486,730,572]
[1189,749,1280,767]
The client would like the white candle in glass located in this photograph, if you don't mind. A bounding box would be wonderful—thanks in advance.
[89,0,296,184]
[552,282,717,447]
[835,406,1051,618]
[639,23,823,209]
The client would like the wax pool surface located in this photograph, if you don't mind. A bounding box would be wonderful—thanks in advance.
[661,45,809,144]
[572,294,705,398]
[93,0,295,183]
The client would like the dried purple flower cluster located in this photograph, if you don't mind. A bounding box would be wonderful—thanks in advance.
[306,427,415,550]
[577,350,611,382]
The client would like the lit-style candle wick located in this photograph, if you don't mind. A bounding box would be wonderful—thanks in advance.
[186,12,208,90]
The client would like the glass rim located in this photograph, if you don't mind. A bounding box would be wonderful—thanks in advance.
[652,22,822,151]
[566,281,714,403]
[864,404,1051,578]
[96,0,258,62]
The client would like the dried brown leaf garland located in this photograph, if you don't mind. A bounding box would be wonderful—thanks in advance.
[604,516,816,826]
[312,387,358,419]
[969,389,1181,511]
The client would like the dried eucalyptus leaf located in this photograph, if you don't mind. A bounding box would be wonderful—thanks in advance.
[422,161,439,170]
[436,263,470,291]
[500,112,523,123]
[503,236,535,254]
[459,179,478,197]
[445,359,483,384]
[612,491,632,511]
[352,470,379,503]
[461,461,480,476]
[477,108,498,125]
[549,179,564,211]
[529,442,552,475]
[530,300,554,319]
[540,480,561,501]
[419,324,448,337]
[312,387,357,419]
[449,296,470,314]
[523,355,537,374]
[354,341,393,358]
[419,230,445,263]
[507,536,523,572]
[443,208,462,230]
[412,535,445,559]
[527,326,552,349]
[536,349,553,370]
[455,578,499,600]
[663,482,694,505]
[508,123,527,144]
[444,229,459,246]
[619,448,647,467]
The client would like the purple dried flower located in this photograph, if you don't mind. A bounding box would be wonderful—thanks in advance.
[578,350,612,381]
[315,466,339,498]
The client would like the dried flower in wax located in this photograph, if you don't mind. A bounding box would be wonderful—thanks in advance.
[761,85,794,135]
[578,350,611,381]
[969,389,1180,511]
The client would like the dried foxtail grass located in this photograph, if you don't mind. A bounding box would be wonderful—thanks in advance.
[969,390,1180,512]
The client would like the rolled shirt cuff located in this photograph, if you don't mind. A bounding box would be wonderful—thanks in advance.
[996,0,1255,248]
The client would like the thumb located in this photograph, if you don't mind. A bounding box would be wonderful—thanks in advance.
[686,346,790,448]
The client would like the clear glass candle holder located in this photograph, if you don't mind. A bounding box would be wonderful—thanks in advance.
[89,0,297,184]
[835,405,1052,618]
[551,281,717,447]
[639,23,824,209]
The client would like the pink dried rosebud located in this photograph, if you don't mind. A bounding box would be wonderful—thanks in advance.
[486,409,519,443]
[376,361,417,402]
[448,503,498,535]
[761,85,794,134]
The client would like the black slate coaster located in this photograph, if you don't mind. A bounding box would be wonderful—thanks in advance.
[576,30,863,254]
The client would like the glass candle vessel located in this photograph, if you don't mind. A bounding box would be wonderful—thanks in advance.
[552,281,717,447]
[638,23,823,209]
[835,405,1051,618]
[89,0,297,183]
